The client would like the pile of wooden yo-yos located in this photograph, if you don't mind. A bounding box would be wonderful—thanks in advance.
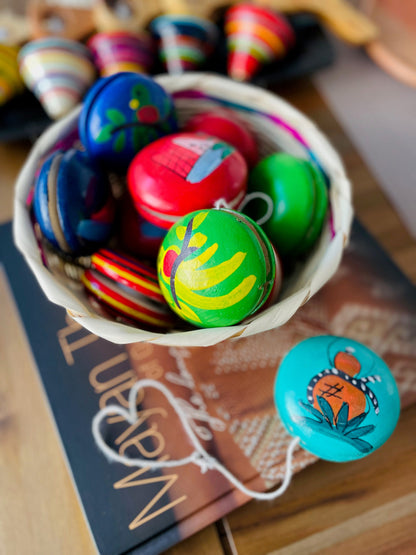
[31,71,328,331]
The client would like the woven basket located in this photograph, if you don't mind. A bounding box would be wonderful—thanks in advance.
[14,73,353,347]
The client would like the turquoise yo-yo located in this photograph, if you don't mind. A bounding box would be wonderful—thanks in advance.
[274,336,400,462]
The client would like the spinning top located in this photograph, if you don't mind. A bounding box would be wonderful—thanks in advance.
[225,3,296,81]
[18,38,96,119]
[150,15,218,73]
[157,208,276,328]
[33,149,114,255]
[245,153,328,258]
[0,45,24,106]
[274,336,400,462]
[79,72,178,171]
[184,108,259,167]
[82,248,175,329]
[127,132,248,229]
[88,31,155,77]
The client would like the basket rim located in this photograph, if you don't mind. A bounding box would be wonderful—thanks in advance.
[13,72,353,347]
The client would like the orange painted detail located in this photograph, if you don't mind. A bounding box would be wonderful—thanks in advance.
[313,375,366,422]
[334,352,361,376]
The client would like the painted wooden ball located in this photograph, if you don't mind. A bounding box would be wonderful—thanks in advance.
[157,209,276,328]
[33,148,114,255]
[82,248,175,329]
[274,336,400,462]
[245,153,328,257]
[127,132,248,229]
[79,72,178,171]
[183,109,259,167]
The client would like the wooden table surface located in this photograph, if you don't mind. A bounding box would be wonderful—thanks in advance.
[0,78,415,555]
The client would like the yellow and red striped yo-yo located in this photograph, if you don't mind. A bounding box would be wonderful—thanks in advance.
[81,248,175,329]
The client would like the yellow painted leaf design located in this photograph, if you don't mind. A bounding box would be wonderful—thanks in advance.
[176,225,187,241]
[179,251,247,291]
[176,274,257,310]
[192,211,209,229]
[159,281,201,323]
[188,232,207,249]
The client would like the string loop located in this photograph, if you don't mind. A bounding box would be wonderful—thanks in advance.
[92,379,299,500]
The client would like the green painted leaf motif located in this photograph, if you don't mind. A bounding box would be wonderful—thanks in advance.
[317,395,334,424]
[350,438,373,453]
[132,126,150,151]
[300,417,332,433]
[345,425,375,438]
[299,400,324,422]
[106,108,126,125]
[336,402,349,433]
[113,132,126,153]
[345,412,367,431]
[95,124,114,143]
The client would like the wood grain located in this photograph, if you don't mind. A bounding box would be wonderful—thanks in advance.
[0,77,414,555]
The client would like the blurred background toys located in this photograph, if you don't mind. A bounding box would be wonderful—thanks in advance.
[0,0,382,141]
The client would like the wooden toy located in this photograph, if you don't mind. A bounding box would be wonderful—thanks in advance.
[87,31,155,77]
[82,248,175,329]
[157,208,276,327]
[127,132,248,229]
[274,336,400,461]
[33,149,114,255]
[79,72,178,171]
[27,0,95,42]
[18,38,96,119]
[261,244,283,309]
[118,192,167,259]
[225,3,296,81]
[0,45,24,106]
[183,108,259,167]
[245,152,328,257]
[92,0,376,47]
[150,14,218,73]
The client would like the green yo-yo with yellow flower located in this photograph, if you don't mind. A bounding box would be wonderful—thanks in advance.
[157,208,278,328]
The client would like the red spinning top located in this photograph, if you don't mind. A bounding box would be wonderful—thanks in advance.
[127,132,248,229]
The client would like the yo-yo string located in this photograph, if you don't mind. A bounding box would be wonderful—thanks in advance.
[214,192,274,227]
[92,378,300,501]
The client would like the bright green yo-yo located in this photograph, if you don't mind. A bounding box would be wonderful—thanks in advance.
[157,208,277,328]
[246,153,328,257]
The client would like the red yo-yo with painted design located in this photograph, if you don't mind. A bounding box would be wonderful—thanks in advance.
[127,131,248,229]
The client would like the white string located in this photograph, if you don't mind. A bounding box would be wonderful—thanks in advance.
[214,193,274,227]
[92,379,300,500]
[239,192,274,226]
[213,198,231,210]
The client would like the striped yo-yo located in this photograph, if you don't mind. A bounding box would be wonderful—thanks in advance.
[150,15,218,73]
[88,31,155,77]
[224,3,296,81]
[18,37,96,119]
[82,248,176,329]
[0,44,24,106]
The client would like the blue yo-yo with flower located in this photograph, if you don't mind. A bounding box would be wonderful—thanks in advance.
[79,72,178,171]
[274,336,400,462]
